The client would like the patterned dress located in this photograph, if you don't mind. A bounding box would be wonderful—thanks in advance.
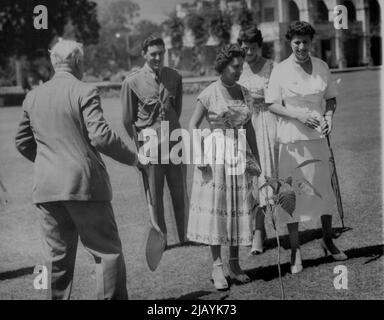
[238,60,278,207]
[187,80,257,246]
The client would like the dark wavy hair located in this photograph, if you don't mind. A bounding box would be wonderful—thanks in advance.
[142,35,165,53]
[237,24,263,47]
[285,21,316,41]
[214,44,245,74]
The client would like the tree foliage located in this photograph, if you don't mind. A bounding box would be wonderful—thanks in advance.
[259,159,323,300]
[98,0,140,36]
[186,12,207,47]
[130,20,162,57]
[162,11,184,50]
[232,0,255,27]
[83,0,141,76]
[0,0,100,63]
[205,9,232,46]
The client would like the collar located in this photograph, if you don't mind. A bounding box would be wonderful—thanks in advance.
[53,70,77,79]
[143,63,162,81]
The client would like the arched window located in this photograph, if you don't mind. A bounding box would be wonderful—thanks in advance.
[369,0,381,26]
[288,0,300,21]
[342,0,356,22]
[315,0,329,22]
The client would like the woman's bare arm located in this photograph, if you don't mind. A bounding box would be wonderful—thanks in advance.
[188,101,206,132]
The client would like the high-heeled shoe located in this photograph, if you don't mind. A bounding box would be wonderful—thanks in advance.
[290,249,303,274]
[211,262,229,291]
[250,230,264,255]
[228,258,251,284]
[320,239,348,261]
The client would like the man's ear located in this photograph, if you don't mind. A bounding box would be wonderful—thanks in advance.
[141,50,146,58]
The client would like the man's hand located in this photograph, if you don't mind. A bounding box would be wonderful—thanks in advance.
[136,152,157,171]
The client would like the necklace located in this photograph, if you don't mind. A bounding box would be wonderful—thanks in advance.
[220,78,236,88]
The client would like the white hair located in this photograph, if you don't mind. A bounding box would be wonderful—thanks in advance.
[49,39,84,68]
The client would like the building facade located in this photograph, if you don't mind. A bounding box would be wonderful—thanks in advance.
[171,0,382,68]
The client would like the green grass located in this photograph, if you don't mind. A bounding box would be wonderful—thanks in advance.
[0,69,382,299]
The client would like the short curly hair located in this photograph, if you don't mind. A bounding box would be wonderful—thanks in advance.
[214,44,245,74]
[237,25,263,47]
[285,21,316,41]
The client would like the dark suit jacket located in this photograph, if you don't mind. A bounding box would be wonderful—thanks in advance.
[120,65,182,146]
[15,71,137,203]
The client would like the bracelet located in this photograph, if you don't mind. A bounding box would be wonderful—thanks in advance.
[324,112,333,117]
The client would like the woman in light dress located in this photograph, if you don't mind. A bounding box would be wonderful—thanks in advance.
[237,25,278,255]
[265,21,347,274]
[187,44,261,290]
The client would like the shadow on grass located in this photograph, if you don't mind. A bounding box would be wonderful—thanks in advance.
[246,243,384,282]
[165,290,229,300]
[165,227,352,252]
[0,266,34,281]
[264,226,353,251]
[166,241,207,251]
[165,243,383,300]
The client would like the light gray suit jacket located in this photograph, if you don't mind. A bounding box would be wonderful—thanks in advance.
[15,71,137,203]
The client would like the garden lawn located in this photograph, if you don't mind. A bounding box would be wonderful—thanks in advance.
[0,69,382,299]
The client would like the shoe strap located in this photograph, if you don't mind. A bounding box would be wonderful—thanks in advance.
[213,262,224,267]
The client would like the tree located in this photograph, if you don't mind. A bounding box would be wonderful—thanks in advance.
[259,159,323,299]
[186,12,207,47]
[0,0,100,60]
[98,0,139,36]
[84,0,141,76]
[205,9,232,46]
[162,11,184,51]
[0,0,100,85]
[232,0,255,28]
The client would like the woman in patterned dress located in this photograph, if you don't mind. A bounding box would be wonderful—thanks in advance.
[237,25,278,255]
[187,44,261,290]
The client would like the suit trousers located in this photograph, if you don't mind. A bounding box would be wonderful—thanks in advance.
[35,201,128,300]
[143,163,188,242]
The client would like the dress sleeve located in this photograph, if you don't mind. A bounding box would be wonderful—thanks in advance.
[196,86,211,110]
[265,65,283,105]
[324,63,338,100]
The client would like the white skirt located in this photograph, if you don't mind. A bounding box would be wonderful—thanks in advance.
[276,139,336,227]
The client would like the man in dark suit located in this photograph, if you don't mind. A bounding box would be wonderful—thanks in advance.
[15,39,142,300]
[120,36,188,244]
